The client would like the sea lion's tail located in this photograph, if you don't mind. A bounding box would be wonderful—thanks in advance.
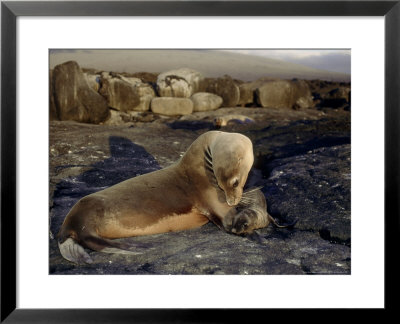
[58,233,140,264]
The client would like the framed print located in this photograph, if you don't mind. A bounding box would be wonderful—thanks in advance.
[1,0,399,322]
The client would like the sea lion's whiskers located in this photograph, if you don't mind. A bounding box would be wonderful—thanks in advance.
[239,195,258,201]
[238,199,257,208]
[240,195,257,202]
[242,186,264,195]
[240,195,260,202]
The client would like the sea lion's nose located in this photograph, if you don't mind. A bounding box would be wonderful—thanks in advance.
[226,197,240,206]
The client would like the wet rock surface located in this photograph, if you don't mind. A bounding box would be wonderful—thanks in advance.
[49,107,351,275]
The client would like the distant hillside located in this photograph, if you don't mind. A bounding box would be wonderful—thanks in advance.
[49,49,350,82]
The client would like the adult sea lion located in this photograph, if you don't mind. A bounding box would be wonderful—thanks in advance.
[58,131,260,264]
[57,131,296,264]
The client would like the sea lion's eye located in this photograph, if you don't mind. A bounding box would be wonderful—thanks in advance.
[233,179,239,188]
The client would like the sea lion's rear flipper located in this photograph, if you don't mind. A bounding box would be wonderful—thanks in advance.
[58,238,93,265]
[58,235,141,264]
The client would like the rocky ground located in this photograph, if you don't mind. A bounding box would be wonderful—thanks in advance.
[49,106,350,275]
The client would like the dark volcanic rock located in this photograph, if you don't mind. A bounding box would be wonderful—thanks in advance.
[251,117,351,167]
[263,145,351,243]
[50,220,349,275]
[52,61,110,124]
[281,230,350,274]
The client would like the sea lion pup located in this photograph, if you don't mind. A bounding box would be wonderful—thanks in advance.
[58,131,256,264]
[226,187,297,235]
[214,115,255,128]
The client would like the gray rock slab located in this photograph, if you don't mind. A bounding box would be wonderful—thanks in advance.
[151,97,194,116]
[50,223,349,275]
[191,92,223,112]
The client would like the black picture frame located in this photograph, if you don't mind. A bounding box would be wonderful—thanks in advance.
[1,0,399,322]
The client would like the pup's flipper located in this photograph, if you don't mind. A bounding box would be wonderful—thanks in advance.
[268,215,298,228]
[246,230,268,244]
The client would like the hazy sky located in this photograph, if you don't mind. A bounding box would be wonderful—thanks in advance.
[50,49,350,81]
[51,49,351,75]
[225,49,351,74]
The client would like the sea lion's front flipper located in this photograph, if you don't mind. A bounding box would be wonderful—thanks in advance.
[246,230,268,244]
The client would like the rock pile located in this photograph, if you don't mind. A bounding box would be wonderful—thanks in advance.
[307,80,351,110]
[49,61,350,124]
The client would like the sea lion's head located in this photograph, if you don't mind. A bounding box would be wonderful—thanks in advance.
[213,117,225,128]
[210,132,254,206]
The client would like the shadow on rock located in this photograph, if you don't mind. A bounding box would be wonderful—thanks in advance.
[50,136,160,236]
[252,118,350,173]
[167,120,215,131]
